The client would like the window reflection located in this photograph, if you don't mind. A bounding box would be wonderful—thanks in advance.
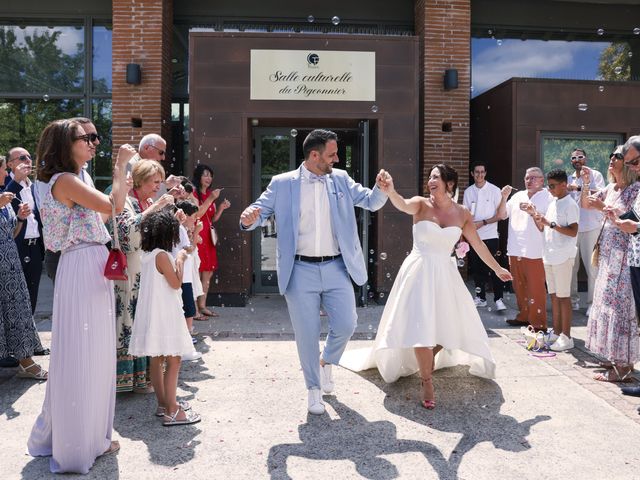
[93,24,112,93]
[0,24,85,93]
[472,38,637,97]
[541,134,622,178]
[92,99,113,192]
[0,98,84,159]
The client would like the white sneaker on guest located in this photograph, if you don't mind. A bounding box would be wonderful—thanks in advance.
[181,350,202,362]
[550,333,574,352]
[307,389,325,415]
[495,299,507,311]
[474,297,487,307]
[320,361,335,394]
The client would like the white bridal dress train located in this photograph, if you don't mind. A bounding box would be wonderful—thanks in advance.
[340,220,496,381]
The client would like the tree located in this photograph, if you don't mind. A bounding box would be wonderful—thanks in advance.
[598,42,631,81]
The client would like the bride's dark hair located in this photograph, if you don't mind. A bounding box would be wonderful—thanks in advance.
[431,163,458,196]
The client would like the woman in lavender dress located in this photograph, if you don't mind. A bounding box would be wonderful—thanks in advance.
[27,119,132,474]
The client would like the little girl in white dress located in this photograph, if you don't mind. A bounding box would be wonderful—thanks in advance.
[129,209,201,426]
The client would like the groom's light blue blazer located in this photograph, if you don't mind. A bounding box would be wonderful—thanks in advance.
[242,166,388,295]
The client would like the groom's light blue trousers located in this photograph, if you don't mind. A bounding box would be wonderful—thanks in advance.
[284,257,357,390]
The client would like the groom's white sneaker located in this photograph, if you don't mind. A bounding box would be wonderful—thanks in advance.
[307,389,325,415]
[320,362,335,394]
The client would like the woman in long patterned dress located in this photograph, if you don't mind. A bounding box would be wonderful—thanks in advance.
[113,159,174,393]
[0,156,47,380]
[191,165,230,317]
[28,120,131,474]
[580,150,640,382]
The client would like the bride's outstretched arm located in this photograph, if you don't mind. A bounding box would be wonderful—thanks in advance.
[375,169,423,215]
[461,209,512,282]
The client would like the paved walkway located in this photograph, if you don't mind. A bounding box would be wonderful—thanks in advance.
[2,275,640,479]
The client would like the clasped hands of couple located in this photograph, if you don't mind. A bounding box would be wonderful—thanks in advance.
[240,169,395,226]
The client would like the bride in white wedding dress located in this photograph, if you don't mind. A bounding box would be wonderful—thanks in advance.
[340,164,512,409]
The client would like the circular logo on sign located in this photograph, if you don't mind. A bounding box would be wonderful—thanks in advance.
[307,53,320,66]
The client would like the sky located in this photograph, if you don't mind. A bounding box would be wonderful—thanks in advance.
[471,38,611,97]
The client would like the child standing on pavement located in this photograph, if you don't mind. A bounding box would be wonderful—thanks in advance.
[531,168,579,351]
[129,210,201,426]
[174,200,203,360]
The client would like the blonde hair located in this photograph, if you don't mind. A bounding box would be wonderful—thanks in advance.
[608,145,638,185]
[131,159,165,189]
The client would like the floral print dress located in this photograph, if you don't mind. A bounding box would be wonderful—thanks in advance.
[110,195,150,392]
[586,182,640,365]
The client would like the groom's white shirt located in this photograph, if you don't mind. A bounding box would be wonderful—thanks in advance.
[297,164,339,256]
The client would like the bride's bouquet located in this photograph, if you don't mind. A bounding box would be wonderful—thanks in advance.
[453,240,469,267]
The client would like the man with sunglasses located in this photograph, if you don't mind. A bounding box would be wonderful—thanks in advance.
[567,148,605,316]
[139,133,167,162]
[4,148,44,313]
[3,147,49,360]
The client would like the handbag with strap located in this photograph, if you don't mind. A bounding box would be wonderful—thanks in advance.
[591,220,606,268]
[210,224,219,246]
[104,196,128,281]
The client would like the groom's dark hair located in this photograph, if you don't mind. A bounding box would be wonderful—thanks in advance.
[303,129,338,159]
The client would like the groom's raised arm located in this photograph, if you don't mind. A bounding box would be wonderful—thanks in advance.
[239,178,277,231]
[344,174,388,212]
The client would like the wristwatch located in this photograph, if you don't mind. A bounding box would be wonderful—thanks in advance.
[549,221,557,229]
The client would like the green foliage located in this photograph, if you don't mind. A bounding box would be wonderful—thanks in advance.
[260,136,291,190]
[598,42,631,81]
[542,137,619,180]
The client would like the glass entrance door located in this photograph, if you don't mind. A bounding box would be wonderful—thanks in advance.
[252,128,296,293]
[252,124,372,301]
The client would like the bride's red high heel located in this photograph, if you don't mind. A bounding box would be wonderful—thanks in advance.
[420,376,436,410]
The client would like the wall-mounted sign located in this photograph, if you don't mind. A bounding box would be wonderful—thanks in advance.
[250,49,375,101]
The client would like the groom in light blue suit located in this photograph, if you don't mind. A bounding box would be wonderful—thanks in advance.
[240,129,388,414]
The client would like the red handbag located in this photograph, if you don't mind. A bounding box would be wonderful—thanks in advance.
[104,196,128,281]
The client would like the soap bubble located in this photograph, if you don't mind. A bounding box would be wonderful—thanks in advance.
[386,273,391,278]
[379,252,387,260]
[331,16,340,25]
[43,94,49,102]
[308,15,315,23]
[496,39,502,46]
[457,259,465,267]
[629,51,633,58]
[634,27,640,35]
[597,28,604,36]
[369,249,374,254]
[580,125,586,130]
[614,66,623,75]
[379,292,385,298]
[578,103,588,112]
[290,129,298,137]
[24,256,31,263]
[371,105,379,113]
[598,85,605,92]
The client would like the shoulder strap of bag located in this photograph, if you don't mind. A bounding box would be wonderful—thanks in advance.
[110,196,120,250]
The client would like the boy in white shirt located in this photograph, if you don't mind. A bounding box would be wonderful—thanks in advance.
[532,169,579,351]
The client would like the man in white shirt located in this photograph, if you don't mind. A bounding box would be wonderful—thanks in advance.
[532,169,579,351]
[499,167,554,331]
[463,161,507,311]
[567,147,606,316]
[240,129,388,415]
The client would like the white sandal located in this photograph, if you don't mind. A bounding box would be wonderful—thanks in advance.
[16,362,48,380]
[162,407,201,426]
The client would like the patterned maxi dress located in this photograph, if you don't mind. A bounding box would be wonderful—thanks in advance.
[586,182,640,365]
[0,204,43,359]
[28,173,115,474]
[111,195,151,392]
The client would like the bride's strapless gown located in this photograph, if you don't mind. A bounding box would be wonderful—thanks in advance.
[340,220,496,381]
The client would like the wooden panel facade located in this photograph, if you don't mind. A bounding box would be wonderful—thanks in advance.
[189,33,419,303]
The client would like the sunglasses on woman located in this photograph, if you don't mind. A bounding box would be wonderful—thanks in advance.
[610,152,624,161]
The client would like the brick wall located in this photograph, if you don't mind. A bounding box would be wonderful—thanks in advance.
[112,0,173,158]
[416,0,471,194]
